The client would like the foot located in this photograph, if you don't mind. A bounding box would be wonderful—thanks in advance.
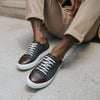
[26,54,62,89]
[17,40,49,70]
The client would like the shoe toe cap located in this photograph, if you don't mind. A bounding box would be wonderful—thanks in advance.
[29,70,46,83]
[18,56,33,64]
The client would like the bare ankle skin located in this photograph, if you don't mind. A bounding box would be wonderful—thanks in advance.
[51,35,78,61]
[30,18,47,44]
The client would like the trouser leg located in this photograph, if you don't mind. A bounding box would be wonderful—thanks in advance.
[44,0,100,42]
[26,0,44,20]
[65,0,100,43]
[44,0,100,43]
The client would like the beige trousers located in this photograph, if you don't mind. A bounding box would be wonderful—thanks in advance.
[26,0,100,43]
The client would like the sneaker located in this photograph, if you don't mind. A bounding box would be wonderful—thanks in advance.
[26,54,62,89]
[17,40,49,70]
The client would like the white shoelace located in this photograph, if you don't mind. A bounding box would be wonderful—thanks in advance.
[26,43,38,56]
[36,56,56,75]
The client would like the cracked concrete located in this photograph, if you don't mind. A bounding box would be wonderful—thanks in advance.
[0,16,100,100]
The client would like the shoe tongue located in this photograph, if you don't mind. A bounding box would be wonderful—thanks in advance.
[47,54,57,62]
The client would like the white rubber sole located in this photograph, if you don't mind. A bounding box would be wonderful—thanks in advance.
[26,65,62,89]
[17,48,50,70]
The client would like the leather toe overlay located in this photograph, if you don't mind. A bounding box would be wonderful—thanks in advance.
[29,70,46,83]
[19,56,33,64]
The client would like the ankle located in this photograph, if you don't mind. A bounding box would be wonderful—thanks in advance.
[50,50,64,61]
[50,35,77,61]
[34,37,47,44]
[63,35,78,44]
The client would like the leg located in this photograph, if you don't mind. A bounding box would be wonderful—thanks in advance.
[30,18,47,44]
[44,0,100,61]
[51,16,100,61]
[26,0,66,43]
[26,0,46,44]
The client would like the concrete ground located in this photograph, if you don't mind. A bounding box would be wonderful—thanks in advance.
[0,16,100,100]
